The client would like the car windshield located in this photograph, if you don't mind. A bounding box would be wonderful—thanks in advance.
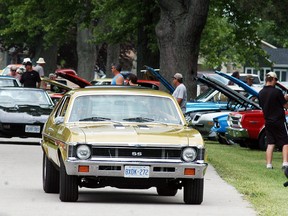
[194,87,215,102]
[0,78,19,87]
[0,89,52,107]
[68,94,182,124]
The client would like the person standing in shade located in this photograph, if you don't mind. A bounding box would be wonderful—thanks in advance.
[34,57,46,77]
[172,73,187,113]
[228,71,240,85]
[111,63,124,85]
[127,73,138,86]
[258,72,288,170]
[246,74,254,87]
[20,61,41,88]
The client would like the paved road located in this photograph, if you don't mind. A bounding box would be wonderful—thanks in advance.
[0,139,257,216]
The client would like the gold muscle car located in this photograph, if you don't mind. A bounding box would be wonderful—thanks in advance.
[41,86,208,204]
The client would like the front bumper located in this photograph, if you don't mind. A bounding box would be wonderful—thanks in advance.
[226,127,249,141]
[64,159,208,179]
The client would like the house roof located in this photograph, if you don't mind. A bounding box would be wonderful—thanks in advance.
[263,47,288,66]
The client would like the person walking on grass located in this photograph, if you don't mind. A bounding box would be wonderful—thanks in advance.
[258,72,288,170]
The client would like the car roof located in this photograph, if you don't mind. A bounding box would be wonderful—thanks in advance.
[68,86,171,98]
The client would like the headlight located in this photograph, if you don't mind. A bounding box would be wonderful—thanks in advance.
[76,145,91,160]
[181,147,197,162]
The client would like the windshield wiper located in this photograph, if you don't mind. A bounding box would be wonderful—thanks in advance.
[122,117,154,122]
[79,116,111,121]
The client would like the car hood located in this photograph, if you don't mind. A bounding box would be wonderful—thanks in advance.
[0,108,50,123]
[67,123,204,145]
[41,77,72,91]
[55,69,92,88]
[215,71,259,97]
[197,76,261,110]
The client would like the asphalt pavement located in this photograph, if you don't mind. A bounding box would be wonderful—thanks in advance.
[0,138,257,216]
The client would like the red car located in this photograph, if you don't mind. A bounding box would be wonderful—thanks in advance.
[226,82,288,150]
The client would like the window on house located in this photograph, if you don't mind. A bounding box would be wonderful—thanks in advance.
[282,71,287,81]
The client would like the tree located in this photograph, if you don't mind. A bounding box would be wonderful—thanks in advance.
[155,0,210,98]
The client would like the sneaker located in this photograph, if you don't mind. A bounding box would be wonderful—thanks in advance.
[266,164,273,169]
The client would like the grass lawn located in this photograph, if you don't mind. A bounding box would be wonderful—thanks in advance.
[205,141,288,216]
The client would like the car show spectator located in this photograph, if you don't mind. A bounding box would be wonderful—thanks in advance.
[228,71,240,85]
[172,73,187,113]
[127,73,138,86]
[258,72,288,170]
[246,74,254,86]
[20,61,41,88]
[7,65,21,80]
[111,63,124,85]
[34,57,46,77]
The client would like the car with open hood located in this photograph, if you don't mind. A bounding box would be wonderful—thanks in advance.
[0,87,54,138]
[226,81,288,150]
[41,86,207,204]
[187,72,260,139]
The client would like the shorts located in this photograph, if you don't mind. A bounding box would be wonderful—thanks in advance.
[265,122,288,147]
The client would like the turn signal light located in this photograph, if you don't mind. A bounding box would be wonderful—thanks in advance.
[184,168,195,175]
[78,165,89,173]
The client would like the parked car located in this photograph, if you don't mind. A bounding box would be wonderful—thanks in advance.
[0,76,21,87]
[0,87,54,138]
[188,73,260,139]
[41,86,208,204]
[226,82,288,150]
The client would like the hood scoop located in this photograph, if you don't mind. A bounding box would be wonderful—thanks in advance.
[137,125,150,130]
[113,124,125,129]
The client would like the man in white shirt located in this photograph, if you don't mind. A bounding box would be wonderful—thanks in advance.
[34,57,46,77]
[172,73,187,113]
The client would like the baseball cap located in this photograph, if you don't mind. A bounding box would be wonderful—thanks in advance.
[173,73,183,79]
[266,72,278,80]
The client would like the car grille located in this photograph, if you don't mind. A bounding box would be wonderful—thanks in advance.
[229,115,242,128]
[92,147,182,160]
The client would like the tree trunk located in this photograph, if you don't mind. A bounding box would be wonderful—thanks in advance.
[76,26,97,81]
[156,0,210,100]
[106,43,120,77]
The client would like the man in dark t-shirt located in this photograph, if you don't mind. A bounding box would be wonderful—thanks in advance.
[20,61,41,88]
[259,72,288,170]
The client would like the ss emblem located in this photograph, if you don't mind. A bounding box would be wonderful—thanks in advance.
[132,151,142,156]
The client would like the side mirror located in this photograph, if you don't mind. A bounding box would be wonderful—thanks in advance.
[55,116,64,125]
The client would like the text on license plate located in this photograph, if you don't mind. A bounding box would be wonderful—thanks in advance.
[25,125,41,133]
[124,166,150,178]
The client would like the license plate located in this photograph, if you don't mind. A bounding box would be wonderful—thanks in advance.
[124,166,150,178]
[25,125,41,133]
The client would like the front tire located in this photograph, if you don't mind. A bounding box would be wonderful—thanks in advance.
[43,152,59,193]
[59,157,78,202]
[258,131,267,151]
[183,179,204,204]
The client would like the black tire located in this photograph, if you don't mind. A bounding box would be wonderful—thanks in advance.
[43,152,59,193]
[59,157,78,202]
[238,141,247,148]
[156,185,178,196]
[217,134,228,145]
[258,131,267,151]
[183,179,204,204]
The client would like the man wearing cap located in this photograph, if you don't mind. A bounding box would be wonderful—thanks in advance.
[172,73,187,113]
[20,61,41,88]
[246,74,254,87]
[7,65,21,80]
[259,72,288,170]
